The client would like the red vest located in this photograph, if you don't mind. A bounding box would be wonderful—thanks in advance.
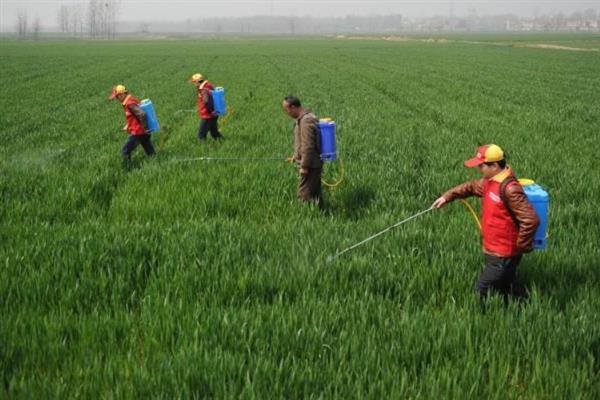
[123,95,145,136]
[197,80,215,120]
[481,176,520,257]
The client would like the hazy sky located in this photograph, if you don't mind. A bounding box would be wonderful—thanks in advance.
[1,1,599,31]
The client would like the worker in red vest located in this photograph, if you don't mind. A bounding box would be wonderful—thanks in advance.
[109,84,155,163]
[189,73,223,141]
[432,144,539,300]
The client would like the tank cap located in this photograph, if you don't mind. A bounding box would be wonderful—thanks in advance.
[519,178,535,186]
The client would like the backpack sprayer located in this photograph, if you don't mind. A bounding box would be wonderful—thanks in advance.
[139,99,160,134]
[138,99,165,150]
[212,87,227,116]
[318,118,344,187]
[174,87,233,130]
[460,178,549,250]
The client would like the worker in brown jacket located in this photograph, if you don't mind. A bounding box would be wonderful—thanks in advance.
[432,144,540,300]
[283,96,323,204]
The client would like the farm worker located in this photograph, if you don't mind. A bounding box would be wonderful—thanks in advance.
[189,73,224,141]
[432,144,539,300]
[282,96,323,204]
[108,84,155,163]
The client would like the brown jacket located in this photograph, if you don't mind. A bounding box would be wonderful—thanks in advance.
[128,104,148,131]
[442,168,540,255]
[294,112,323,169]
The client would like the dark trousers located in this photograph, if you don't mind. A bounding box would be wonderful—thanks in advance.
[122,134,155,160]
[198,118,223,140]
[476,254,523,299]
[298,167,323,204]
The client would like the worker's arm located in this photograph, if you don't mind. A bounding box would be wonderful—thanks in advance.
[292,127,301,163]
[128,104,148,131]
[202,89,215,115]
[505,184,540,253]
[432,179,484,208]
[299,117,318,169]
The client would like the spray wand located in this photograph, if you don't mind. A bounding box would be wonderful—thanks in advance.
[327,207,435,262]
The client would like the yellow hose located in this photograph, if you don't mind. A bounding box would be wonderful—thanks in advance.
[322,156,345,188]
[460,199,481,231]
[460,198,552,241]
[219,108,234,131]
[158,129,167,153]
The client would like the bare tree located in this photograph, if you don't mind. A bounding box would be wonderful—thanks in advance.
[98,0,107,38]
[58,5,70,34]
[108,0,119,39]
[70,5,83,36]
[87,0,98,38]
[87,0,119,39]
[583,8,597,22]
[555,12,566,30]
[33,18,41,40]
[16,10,28,39]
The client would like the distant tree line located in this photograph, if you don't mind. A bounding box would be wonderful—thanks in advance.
[58,0,119,39]
[16,10,42,40]
[16,1,119,39]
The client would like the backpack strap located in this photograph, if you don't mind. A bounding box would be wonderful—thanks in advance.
[499,176,520,227]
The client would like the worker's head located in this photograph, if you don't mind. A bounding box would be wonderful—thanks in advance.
[109,84,128,102]
[282,96,302,119]
[189,73,205,88]
[464,144,507,179]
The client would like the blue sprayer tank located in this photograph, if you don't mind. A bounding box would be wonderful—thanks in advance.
[520,179,549,250]
[318,118,337,161]
[139,99,160,133]
[212,87,227,116]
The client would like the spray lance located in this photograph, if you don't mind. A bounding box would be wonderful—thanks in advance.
[326,206,435,262]
[172,156,286,163]
[172,117,345,187]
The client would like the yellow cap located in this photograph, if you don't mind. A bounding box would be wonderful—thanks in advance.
[464,144,504,167]
[109,84,127,99]
[190,73,204,82]
[484,144,504,162]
